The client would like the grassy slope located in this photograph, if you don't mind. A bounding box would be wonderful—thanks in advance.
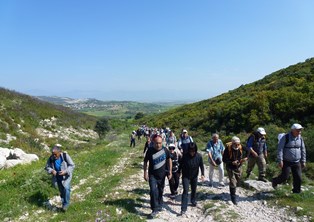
[0,132,146,222]
[1,132,314,221]
[0,87,98,156]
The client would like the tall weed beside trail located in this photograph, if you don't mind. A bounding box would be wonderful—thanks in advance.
[0,160,56,219]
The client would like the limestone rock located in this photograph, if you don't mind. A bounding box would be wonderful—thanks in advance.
[4,159,23,168]
[243,179,274,192]
[0,148,11,158]
[0,155,6,169]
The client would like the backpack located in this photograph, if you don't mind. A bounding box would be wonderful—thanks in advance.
[281,133,303,148]
[277,133,286,144]
[246,132,258,147]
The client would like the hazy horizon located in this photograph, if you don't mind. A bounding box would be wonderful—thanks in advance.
[1,1,314,102]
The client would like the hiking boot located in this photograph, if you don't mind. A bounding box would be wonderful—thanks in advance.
[230,187,237,205]
[272,179,277,189]
[219,182,225,187]
[231,195,238,205]
[61,206,68,212]
[208,181,213,187]
[179,211,187,217]
[150,210,158,218]
[245,173,251,179]
[170,194,176,199]
[191,201,197,207]
[292,189,301,194]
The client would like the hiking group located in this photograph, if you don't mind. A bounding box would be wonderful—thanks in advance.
[43,123,306,215]
[141,123,307,218]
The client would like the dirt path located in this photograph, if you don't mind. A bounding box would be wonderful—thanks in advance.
[16,138,309,222]
[115,151,309,222]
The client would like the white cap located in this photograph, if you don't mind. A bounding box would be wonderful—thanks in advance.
[55,143,62,147]
[232,136,240,144]
[182,129,188,133]
[257,127,266,135]
[168,143,176,148]
[291,123,303,130]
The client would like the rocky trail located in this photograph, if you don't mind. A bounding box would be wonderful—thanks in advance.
[114,150,310,222]
[16,139,310,222]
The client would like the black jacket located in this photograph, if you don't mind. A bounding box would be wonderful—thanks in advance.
[179,152,204,179]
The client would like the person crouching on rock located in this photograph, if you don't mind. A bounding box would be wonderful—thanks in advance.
[45,144,75,212]
[178,142,205,216]
[223,137,247,205]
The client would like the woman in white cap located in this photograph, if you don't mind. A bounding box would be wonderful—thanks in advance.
[272,123,306,193]
[223,136,247,205]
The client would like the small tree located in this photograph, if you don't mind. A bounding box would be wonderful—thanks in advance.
[94,118,111,139]
[134,112,145,120]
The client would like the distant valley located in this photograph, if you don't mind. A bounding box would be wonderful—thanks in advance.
[36,96,185,118]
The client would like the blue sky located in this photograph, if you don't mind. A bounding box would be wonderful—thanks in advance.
[1,0,314,102]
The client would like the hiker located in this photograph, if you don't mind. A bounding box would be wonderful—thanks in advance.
[160,129,167,147]
[143,135,172,218]
[223,136,247,205]
[178,129,193,155]
[179,142,205,216]
[45,144,75,211]
[130,131,136,147]
[246,127,268,182]
[272,123,306,193]
[166,130,177,147]
[143,136,152,155]
[206,133,225,187]
[167,143,181,199]
[136,128,143,142]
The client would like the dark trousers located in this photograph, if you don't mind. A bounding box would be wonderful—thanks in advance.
[273,161,302,193]
[169,171,180,195]
[181,177,197,212]
[130,139,135,147]
[149,175,165,211]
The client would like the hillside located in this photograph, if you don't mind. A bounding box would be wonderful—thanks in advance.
[37,96,181,118]
[0,88,99,156]
[142,58,314,133]
[140,58,314,161]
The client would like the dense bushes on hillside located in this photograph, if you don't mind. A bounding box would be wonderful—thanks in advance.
[140,58,314,162]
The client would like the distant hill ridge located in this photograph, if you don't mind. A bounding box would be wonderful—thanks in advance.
[37,96,182,118]
[142,57,314,136]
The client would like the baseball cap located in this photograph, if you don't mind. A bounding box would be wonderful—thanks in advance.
[291,123,303,130]
[257,127,266,135]
[182,129,188,133]
[168,144,176,149]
